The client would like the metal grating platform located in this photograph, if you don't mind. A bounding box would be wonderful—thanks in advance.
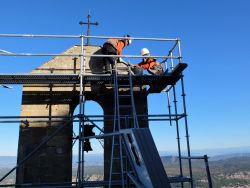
[0,73,180,84]
[0,63,187,93]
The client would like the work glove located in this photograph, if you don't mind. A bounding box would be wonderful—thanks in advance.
[118,57,126,63]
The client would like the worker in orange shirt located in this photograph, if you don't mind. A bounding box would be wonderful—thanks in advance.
[102,35,132,74]
[136,48,163,75]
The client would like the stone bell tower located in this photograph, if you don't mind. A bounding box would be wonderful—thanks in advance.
[16,44,149,184]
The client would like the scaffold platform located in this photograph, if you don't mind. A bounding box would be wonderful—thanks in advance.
[0,63,187,93]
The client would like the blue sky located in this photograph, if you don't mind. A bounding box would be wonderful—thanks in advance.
[0,0,250,156]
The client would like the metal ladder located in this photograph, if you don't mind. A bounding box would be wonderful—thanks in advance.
[108,62,139,188]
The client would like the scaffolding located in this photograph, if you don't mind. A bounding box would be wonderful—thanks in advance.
[0,34,213,187]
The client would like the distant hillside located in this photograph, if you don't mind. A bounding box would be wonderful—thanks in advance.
[72,154,103,167]
[210,152,250,161]
[159,146,250,157]
[2,145,250,168]
[0,155,250,187]
[161,155,250,188]
[161,155,250,171]
[161,153,250,165]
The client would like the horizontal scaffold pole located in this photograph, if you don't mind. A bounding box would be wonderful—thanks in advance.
[0,33,80,38]
[0,53,180,59]
[0,33,179,41]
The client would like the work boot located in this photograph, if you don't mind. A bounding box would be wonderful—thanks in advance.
[104,62,112,74]
[105,70,112,74]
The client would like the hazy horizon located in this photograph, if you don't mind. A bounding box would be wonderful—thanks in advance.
[1,145,250,157]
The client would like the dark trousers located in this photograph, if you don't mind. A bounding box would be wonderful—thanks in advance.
[102,43,117,72]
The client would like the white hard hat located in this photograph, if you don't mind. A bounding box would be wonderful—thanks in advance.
[124,35,132,45]
[128,39,132,45]
[140,48,150,56]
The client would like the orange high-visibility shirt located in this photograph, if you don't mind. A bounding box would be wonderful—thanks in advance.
[138,58,157,69]
[116,41,125,55]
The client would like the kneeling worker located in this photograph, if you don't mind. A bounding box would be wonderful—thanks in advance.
[136,48,163,75]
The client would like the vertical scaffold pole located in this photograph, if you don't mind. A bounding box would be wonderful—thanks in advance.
[109,64,117,188]
[177,39,194,187]
[82,36,87,184]
[170,52,174,71]
[172,86,183,188]
[204,155,213,188]
[166,91,172,126]
[77,35,85,186]
[166,52,176,127]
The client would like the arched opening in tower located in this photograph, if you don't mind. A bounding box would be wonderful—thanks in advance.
[72,100,104,182]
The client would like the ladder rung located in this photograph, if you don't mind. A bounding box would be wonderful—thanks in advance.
[119,105,132,108]
[114,143,123,146]
[113,156,126,159]
[119,85,130,88]
[111,172,122,175]
[119,94,131,97]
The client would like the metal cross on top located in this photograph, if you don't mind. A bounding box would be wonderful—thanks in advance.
[79,14,99,45]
